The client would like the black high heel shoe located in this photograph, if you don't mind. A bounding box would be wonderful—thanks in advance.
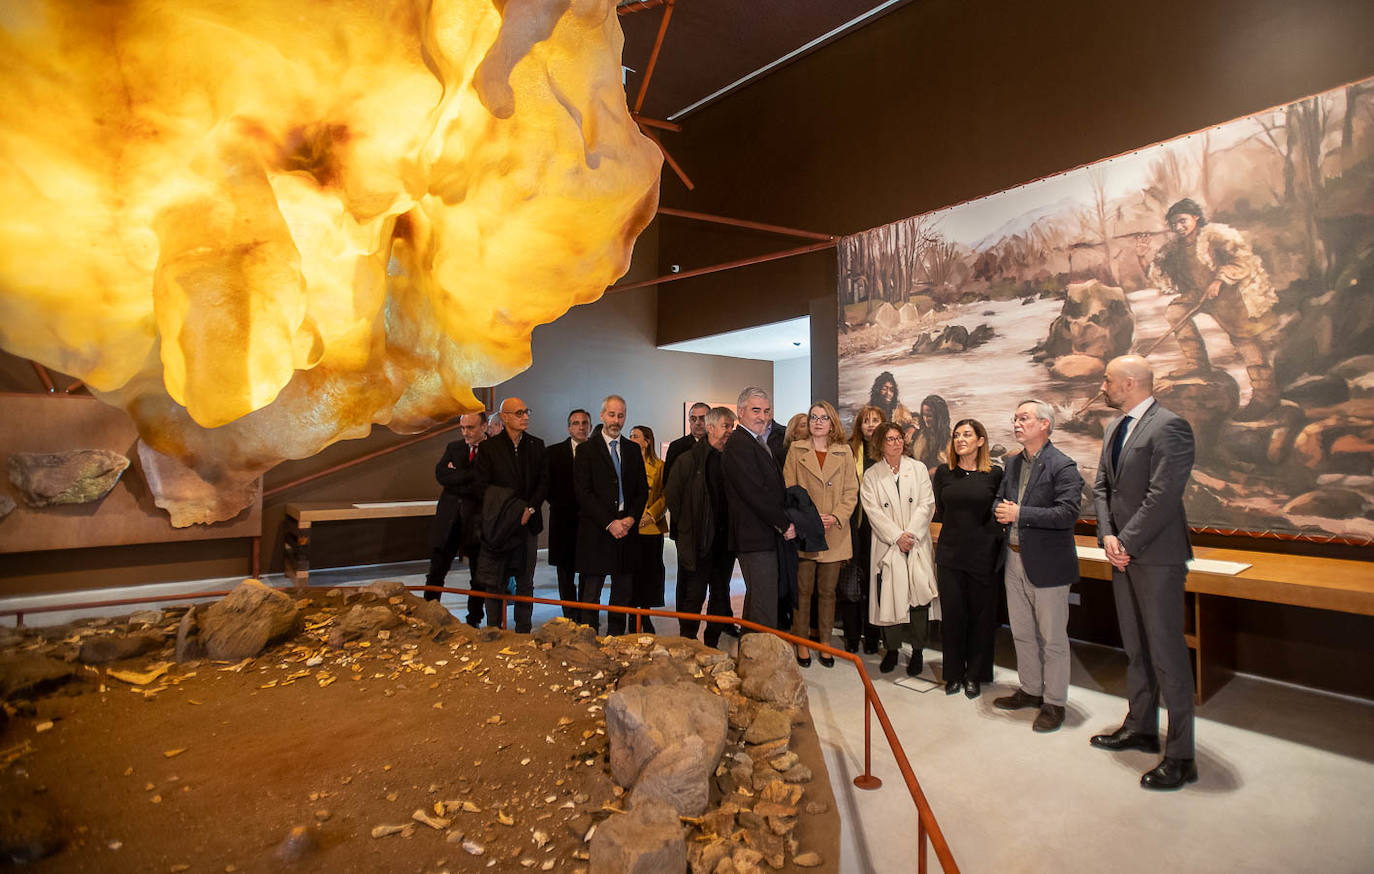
[795,650,812,668]
[818,653,835,668]
[945,679,962,695]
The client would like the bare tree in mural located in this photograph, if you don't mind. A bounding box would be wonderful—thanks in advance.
[838,214,939,315]
[1076,167,1118,285]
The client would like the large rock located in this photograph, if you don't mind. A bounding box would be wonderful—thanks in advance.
[175,606,206,662]
[200,580,302,660]
[327,605,403,648]
[618,656,695,689]
[1154,371,1240,457]
[588,797,685,874]
[1291,405,1374,474]
[1217,401,1305,466]
[1282,374,1350,408]
[1282,488,1371,518]
[1049,353,1105,381]
[0,495,14,519]
[411,600,455,630]
[736,634,808,709]
[1038,279,1133,361]
[870,302,899,330]
[78,632,163,665]
[0,654,81,700]
[604,683,728,788]
[1330,355,1374,381]
[629,734,714,816]
[534,617,599,648]
[897,302,921,324]
[6,449,128,508]
[136,440,260,527]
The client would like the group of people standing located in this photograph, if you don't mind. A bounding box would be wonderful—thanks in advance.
[426,352,1200,791]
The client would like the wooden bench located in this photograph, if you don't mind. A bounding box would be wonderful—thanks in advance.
[283,501,438,588]
[929,523,1374,701]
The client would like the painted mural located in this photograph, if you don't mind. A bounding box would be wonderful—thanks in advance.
[837,76,1374,541]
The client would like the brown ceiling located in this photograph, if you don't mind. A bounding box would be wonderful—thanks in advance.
[618,0,911,122]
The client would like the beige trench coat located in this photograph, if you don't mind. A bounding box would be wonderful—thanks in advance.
[783,441,859,563]
[859,455,937,626]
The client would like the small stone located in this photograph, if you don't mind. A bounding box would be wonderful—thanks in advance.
[413,809,450,830]
[767,752,798,772]
[461,839,485,855]
[804,801,829,816]
[793,850,822,867]
[782,764,812,784]
[370,824,409,838]
[743,707,790,745]
[273,826,318,862]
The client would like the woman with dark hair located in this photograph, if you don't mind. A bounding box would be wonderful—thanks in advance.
[840,405,886,653]
[913,394,951,470]
[867,371,911,425]
[628,425,666,633]
[860,421,937,676]
[931,418,1004,698]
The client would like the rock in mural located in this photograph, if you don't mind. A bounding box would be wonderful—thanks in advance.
[6,449,129,508]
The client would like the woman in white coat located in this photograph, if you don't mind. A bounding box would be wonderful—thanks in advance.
[860,422,938,675]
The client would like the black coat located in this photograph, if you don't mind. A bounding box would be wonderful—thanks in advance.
[784,485,828,553]
[723,426,790,553]
[474,429,547,536]
[429,439,482,552]
[995,441,1083,587]
[665,438,728,572]
[574,426,649,575]
[663,433,700,481]
[546,438,581,567]
[765,419,787,471]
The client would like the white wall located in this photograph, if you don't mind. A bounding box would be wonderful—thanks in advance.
[772,356,812,423]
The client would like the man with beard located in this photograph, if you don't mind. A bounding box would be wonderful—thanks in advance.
[574,395,648,635]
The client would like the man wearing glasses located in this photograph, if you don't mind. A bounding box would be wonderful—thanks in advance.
[473,397,548,633]
[723,387,797,629]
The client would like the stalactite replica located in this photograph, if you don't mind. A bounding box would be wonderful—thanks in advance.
[0,0,661,525]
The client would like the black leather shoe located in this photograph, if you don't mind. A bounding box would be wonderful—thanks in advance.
[863,640,880,655]
[1140,757,1198,790]
[1032,703,1065,733]
[844,639,860,653]
[993,689,1043,711]
[945,680,962,695]
[906,656,923,677]
[1090,727,1161,754]
[722,624,742,639]
[964,680,981,699]
[879,650,899,673]
[818,653,835,668]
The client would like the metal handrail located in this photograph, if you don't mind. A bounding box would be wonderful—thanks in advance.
[0,583,960,873]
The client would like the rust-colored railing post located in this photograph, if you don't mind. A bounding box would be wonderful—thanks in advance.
[853,695,882,790]
[919,818,928,874]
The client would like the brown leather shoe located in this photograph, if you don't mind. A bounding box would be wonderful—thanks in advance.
[1032,704,1065,733]
[993,689,1043,711]
[1140,757,1198,790]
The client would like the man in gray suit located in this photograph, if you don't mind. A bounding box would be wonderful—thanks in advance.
[1091,355,1198,790]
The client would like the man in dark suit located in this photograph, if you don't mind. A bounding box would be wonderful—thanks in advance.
[423,411,487,628]
[666,405,737,648]
[723,387,796,629]
[546,409,591,619]
[992,399,1083,734]
[1091,355,1199,790]
[473,397,547,633]
[574,395,648,636]
[664,402,710,483]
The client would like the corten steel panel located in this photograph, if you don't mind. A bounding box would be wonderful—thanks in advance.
[0,395,261,554]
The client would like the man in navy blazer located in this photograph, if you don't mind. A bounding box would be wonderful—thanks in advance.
[1091,355,1199,791]
[992,399,1083,733]
[574,395,648,636]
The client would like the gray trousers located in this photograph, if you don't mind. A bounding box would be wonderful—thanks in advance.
[737,550,779,629]
[1004,550,1071,706]
[1113,562,1195,758]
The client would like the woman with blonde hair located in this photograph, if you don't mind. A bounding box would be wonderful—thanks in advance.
[840,404,886,653]
[628,425,667,633]
[860,421,937,675]
[783,412,810,447]
[783,401,859,667]
[931,418,1003,698]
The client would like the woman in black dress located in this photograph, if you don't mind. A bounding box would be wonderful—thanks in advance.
[931,418,1003,698]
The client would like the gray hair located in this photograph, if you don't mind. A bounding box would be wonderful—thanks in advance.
[1017,398,1055,434]
[706,406,737,429]
[736,386,770,409]
[600,394,627,413]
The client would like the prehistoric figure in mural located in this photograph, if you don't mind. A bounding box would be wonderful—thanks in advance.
[1147,198,1281,420]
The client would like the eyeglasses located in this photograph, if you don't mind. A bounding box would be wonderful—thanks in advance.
[809,414,830,422]
[507,408,532,417]
[1011,413,1037,423]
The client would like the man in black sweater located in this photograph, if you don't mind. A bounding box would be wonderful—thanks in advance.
[473,397,548,633]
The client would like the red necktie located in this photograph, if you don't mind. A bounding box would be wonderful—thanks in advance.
[468,445,476,462]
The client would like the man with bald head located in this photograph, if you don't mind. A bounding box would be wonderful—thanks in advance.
[473,397,547,633]
[1091,355,1198,790]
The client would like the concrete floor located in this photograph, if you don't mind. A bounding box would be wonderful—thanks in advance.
[8,544,1374,873]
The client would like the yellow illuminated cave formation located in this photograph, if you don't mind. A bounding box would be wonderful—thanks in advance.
[0,0,661,525]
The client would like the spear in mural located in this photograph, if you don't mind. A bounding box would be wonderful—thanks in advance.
[1073,295,1213,416]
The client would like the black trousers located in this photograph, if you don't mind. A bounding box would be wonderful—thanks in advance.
[423,520,464,602]
[463,541,483,626]
[554,564,580,620]
[475,533,536,633]
[936,564,997,684]
[578,573,635,635]
[676,546,735,646]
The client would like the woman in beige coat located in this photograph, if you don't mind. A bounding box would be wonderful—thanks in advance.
[783,400,859,668]
[860,422,938,676]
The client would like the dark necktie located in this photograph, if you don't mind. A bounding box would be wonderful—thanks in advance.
[1111,415,1133,470]
[610,438,623,508]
